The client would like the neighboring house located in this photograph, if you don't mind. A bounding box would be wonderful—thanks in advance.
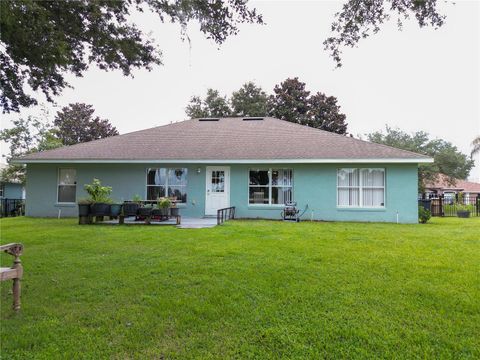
[424,174,480,203]
[0,163,25,199]
[14,117,432,223]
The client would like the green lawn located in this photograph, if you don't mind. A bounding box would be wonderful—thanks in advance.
[1,217,479,359]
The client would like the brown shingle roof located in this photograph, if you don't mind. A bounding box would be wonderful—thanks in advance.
[15,117,432,163]
[425,174,480,193]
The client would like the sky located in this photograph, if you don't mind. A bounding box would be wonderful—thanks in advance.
[1,0,479,180]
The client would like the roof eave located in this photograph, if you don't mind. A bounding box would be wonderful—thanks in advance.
[13,157,434,164]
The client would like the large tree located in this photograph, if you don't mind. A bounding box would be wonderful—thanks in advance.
[268,78,310,124]
[0,0,262,112]
[268,78,348,134]
[305,92,348,134]
[53,103,119,145]
[324,0,445,67]
[367,127,475,191]
[230,82,268,117]
[185,89,231,118]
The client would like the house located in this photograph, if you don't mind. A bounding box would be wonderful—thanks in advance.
[423,174,480,203]
[0,163,25,200]
[14,117,433,223]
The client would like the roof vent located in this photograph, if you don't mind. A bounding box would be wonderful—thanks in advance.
[199,118,220,121]
[242,117,264,121]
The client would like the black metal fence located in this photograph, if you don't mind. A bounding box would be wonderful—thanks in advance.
[0,198,25,218]
[418,195,480,217]
[217,206,236,225]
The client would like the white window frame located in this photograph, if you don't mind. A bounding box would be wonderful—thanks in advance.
[337,168,385,208]
[146,168,188,203]
[248,168,293,206]
[57,168,77,204]
[0,183,4,198]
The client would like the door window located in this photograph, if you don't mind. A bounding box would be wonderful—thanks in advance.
[211,171,225,192]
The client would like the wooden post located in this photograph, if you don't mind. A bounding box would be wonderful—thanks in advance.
[145,215,151,225]
[119,215,125,225]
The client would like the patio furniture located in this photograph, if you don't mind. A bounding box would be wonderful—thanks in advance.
[0,243,24,310]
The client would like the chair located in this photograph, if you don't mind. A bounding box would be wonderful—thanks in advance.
[0,243,24,310]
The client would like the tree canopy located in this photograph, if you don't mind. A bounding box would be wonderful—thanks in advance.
[367,127,474,191]
[54,103,119,145]
[231,82,268,117]
[185,89,231,118]
[185,79,348,135]
[0,0,263,112]
[324,0,446,67]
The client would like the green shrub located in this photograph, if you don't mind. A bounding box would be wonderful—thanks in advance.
[84,178,113,203]
[158,197,171,209]
[418,206,431,224]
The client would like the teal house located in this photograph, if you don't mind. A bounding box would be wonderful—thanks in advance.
[0,164,25,199]
[15,117,432,223]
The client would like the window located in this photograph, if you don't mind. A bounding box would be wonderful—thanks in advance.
[57,169,76,203]
[210,171,225,192]
[0,184,4,198]
[249,169,293,205]
[147,168,187,202]
[337,168,385,207]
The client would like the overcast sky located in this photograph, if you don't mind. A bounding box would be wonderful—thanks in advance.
[1,0,479,180]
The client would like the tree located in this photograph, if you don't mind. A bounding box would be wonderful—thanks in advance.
[472,136,480,157]
[268,78,347,134]
[185,89,231,118]
[230,82,268,117]
[324,0,446,67]
[0,116,62,184]
[185,78,348,134]
[268,78,310,124]
[367,126,475,191]
[53,103,119,145]
[0,0,263,112]
[305,92,347,134]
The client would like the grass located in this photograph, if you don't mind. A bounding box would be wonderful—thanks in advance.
[1,217,479,359]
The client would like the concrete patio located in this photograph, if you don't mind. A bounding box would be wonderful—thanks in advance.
[103,216,218,229]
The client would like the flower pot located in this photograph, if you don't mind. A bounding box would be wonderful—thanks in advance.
[78,203,91,216]
[159,207,170,217]
[123,202,140,217]
[137,207,152,217]
[170,207,179,217]
[110,204,122,217]
[457,210,470,218]
[90,203,111,216]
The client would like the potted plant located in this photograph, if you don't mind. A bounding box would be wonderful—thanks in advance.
[84,178,113,216]
[110,202,122,217]
[123,194,142,217]
[456,192,471,218]
[169,198,179,217]
[77,198,92,216]
[456,204,471,218]
[137,203,153,218]
[158,197,171,218]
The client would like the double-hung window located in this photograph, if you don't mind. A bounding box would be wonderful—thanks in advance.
[337,168,385,208]
[57,169,77,203]
[249,169,293,205]
[147,168,188,203]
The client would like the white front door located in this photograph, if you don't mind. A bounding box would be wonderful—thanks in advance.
[205,166,230,216]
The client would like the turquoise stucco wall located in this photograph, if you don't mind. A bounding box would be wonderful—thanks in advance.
[1,182,24,199]
[25,163,418,223]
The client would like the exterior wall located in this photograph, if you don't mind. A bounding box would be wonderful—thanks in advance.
[1,182,25,199]
[25,162,419,223]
